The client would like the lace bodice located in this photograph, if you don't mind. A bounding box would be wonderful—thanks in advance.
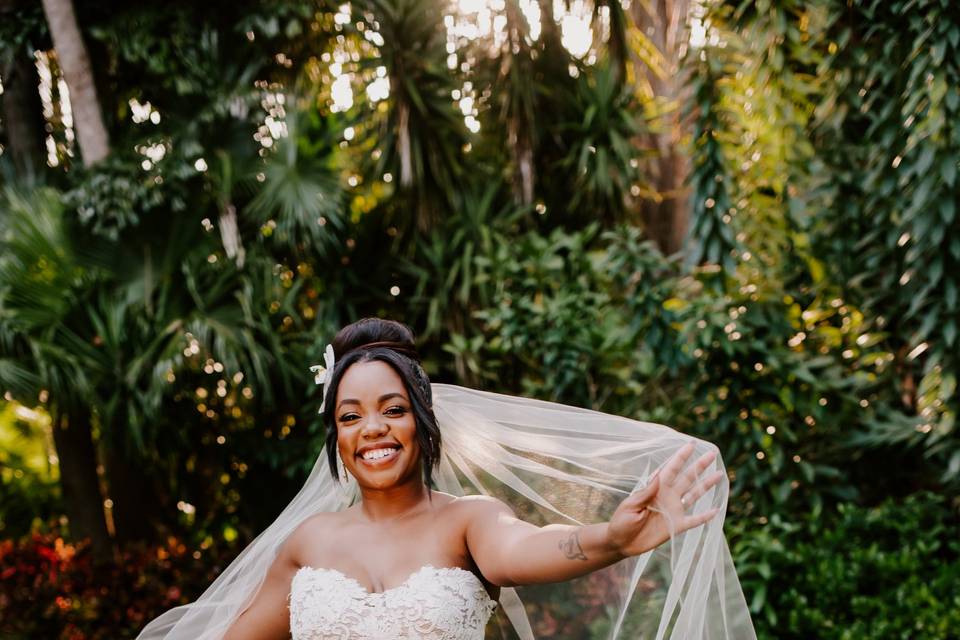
[288,565,497,640]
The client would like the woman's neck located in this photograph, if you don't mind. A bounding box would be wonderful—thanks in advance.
[357,478,429,522]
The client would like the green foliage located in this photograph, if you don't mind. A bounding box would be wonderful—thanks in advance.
[350,0,470,227]
[0,187,97,413]
[687,50,739,273]
[65,151,194,239]
[2,0,360,545]
[440,216,930,524]
[404,181,523,350]
[666,276,913,515]
[0,3,46,60]
[474,225,627,405]
[691,0,960,499]
[438,224,688,416]
[247,106,345,254]
[733,492,960,639]
[809,0,960,482]
[0,406,60,539]
[560,62,648,222]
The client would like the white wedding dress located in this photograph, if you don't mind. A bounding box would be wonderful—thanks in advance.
[288,564,497,639]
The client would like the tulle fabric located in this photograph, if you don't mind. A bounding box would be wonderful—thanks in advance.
[137,384,756,639]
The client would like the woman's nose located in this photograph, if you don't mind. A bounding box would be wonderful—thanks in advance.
[361,415,389,437]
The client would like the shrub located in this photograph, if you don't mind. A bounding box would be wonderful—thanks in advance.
[734,492,960,640]
[0,524,238,640]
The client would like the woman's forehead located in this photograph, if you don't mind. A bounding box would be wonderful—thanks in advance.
[338,360,408,398]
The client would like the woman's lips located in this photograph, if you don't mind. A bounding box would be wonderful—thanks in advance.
[356,447,402,468]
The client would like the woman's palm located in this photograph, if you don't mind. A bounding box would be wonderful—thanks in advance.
[607,442,724,557]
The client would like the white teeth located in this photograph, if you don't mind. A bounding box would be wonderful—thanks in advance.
[362,448,397,461]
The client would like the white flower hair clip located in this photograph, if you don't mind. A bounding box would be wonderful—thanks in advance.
[309,344,336,414]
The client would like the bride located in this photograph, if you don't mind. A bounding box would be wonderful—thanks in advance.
[139,318,755,639]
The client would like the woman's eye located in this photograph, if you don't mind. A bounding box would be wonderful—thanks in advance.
[385,406,407,416]
[338,413,360,422]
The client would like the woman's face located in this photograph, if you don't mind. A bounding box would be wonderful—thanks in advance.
[335,360,421,490]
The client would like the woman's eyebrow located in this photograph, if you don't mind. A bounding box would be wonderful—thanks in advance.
[337,392,407,408]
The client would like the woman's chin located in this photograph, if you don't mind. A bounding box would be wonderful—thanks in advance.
[350,451,417,488]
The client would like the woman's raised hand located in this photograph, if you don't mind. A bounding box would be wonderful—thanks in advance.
[605,441,725,558]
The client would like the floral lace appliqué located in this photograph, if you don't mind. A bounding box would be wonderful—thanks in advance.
[288,565,497,640]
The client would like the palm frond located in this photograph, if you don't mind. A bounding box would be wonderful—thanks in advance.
[247,106,344,255]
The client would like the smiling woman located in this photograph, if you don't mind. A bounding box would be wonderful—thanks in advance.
[137,318,755,640]
[319,320,443,494]
[335,361,423,487]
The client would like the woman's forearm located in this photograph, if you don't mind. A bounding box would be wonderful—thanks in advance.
[497,522,625,586]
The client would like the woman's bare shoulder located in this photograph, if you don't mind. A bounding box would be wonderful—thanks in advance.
[296,510,346,531]
[283,511,348,562]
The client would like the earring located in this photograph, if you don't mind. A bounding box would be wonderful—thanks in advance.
[334,447,355,507]
[335,447,349,485]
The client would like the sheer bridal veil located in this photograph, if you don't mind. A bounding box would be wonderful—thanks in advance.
[138,383,756,639]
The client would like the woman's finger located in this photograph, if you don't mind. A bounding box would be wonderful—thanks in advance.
[677,449,717,492]
[662,441,695,487]
[626,473,659,509]
[680,470,724,507]
[683,507,721,530]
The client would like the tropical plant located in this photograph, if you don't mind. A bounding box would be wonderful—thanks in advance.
[688,0,960,489]
[0,187,112,560]
[2,0,959,637]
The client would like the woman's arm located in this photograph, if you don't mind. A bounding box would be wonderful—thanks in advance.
[221,534,300,640]
[464,441,724,587]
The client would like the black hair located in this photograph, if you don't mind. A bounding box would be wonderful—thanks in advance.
[322,318,441,488]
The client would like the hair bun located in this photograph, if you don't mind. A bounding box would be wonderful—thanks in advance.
[331,318,419,361]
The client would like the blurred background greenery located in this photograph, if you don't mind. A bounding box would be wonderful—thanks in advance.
[0,0,958,637]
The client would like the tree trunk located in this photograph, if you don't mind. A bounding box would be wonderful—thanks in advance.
[504,0,535,206]
[51,409,113,563]
[633,0,692,256]
[103,444,157,543]
[0,50,47,180]
[40,0,110,166]
[642,145,689,255]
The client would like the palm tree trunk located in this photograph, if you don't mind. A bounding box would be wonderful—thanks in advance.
[633,0,692,255]
[0,49,47,179]
[41,0,110,166]
[103,445,157,543]
[51,409,113,563]
[504,0,535,206]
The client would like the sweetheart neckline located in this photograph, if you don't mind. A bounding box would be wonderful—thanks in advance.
[293,564,494,602]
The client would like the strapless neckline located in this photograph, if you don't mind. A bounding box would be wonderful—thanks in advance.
[289,563,497,639]
[293,564,491,598]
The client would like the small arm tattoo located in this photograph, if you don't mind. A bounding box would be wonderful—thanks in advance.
[559,530,588,561]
